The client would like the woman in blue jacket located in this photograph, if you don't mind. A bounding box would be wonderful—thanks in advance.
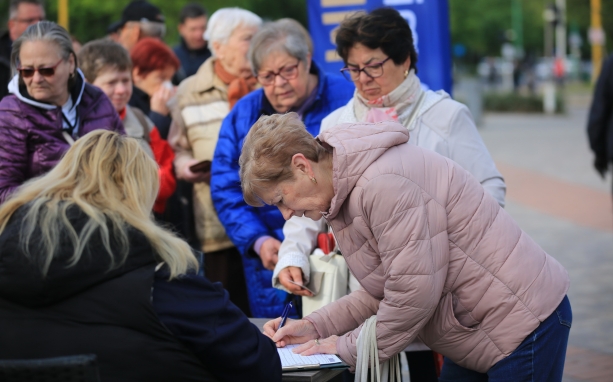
[211,19,354,318]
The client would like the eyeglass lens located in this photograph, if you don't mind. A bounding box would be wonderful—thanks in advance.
[258,62,299,85]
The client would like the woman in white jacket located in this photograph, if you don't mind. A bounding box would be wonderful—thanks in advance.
[272,8,506,381]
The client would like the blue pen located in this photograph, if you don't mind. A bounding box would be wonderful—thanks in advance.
[278,301,293,329]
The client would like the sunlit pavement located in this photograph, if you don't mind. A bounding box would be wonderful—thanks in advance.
[479,91,613,382]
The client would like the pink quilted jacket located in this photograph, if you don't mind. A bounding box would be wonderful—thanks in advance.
[304,121,569,373]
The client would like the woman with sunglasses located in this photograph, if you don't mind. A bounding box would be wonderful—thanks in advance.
[272,8,506,381]
[210,19,354,318]
[0,21,123,204]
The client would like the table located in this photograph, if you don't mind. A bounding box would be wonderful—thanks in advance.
[249,318,347,382]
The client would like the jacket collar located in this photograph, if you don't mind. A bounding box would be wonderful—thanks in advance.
[192,57,227,94]
[8,68,86,111]
[318,121,410,220]
[179,37,211,56]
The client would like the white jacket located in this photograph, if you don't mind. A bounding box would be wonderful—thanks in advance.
[273,90,506,290]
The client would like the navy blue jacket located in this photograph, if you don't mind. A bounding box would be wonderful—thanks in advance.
[211,62,354,318]
[153,267,281,382]
[173,38,212,82]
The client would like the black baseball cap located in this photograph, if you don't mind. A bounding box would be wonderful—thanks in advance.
[109,0,165,32]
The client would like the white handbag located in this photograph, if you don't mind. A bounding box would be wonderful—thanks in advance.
[301,248,349,317]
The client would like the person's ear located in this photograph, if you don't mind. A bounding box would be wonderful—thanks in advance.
[132,67,143,85]
[212,40,223,59]
[305,53,312,71]
[403,55,411,72]
[68,53,76,74]
[291,153,313,177]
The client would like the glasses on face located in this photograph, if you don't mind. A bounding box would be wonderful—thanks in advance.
[17,58,64,79]
[340,57,392,81]
[256,60,300,86]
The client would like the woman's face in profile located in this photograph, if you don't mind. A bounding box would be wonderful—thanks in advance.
[346,43,410,101]
[259,171,331,221]
[19,40,74,106]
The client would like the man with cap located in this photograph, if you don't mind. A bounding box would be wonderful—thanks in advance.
[1,0,45,100]
[111,0,166,52]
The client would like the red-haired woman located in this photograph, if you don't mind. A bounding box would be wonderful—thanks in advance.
[129,37,180,139]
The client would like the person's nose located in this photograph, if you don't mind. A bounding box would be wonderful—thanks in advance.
[31,71,45,83]
[116,82,128,95]
[358,70,372,84]
[278,205,294,220]
[273,73,288,87]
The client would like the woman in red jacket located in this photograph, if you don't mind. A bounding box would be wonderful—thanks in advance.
[78,39,175,215]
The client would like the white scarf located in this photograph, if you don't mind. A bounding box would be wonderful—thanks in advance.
[353,69,423,124]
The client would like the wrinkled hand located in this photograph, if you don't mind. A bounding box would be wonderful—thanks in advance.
[279,266,313,297]
[150,84,176,116]
[180,158,210,184]
[293,335,338,356]
[263,318,319,348]
[259,238,280,270]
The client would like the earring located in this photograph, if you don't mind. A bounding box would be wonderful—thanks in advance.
[404,69,409,78]
[311,177,317,184]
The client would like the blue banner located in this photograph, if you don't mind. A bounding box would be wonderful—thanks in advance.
[307,0,452,94]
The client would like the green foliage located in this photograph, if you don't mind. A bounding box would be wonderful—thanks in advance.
[450,0,613,60]
[484,91,565,114]
[1,0,307,47]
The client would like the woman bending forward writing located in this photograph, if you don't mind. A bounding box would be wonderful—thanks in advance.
[240,113,571,381]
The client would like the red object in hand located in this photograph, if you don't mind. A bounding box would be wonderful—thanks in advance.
[317,232,335,254]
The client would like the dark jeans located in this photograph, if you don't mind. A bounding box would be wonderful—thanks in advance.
[439,295,572,382]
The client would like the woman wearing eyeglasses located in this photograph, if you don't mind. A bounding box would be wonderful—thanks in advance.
[272,8,506,381]
[210,19,354,318]
[0,21,123,204]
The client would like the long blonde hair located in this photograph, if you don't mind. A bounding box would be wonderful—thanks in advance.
[0,130,198,278]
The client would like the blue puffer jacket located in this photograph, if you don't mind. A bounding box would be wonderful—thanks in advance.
[211,62,354,318]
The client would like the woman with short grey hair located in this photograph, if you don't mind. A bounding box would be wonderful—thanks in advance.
[209,18,355,318]
[0,21,123,204]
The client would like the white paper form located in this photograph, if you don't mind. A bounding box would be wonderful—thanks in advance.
[278,344,343,370]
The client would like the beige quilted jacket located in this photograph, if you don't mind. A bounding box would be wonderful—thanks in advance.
[169,58,233,253]
[304,121,569,373]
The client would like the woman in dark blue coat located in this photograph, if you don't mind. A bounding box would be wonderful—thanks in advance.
[211,19,354,318]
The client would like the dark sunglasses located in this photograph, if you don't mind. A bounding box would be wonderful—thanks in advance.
[17,58,64,79]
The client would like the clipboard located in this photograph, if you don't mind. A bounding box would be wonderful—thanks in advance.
[278,344,347,372]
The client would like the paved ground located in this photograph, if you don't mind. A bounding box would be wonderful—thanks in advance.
[478,92,613,382]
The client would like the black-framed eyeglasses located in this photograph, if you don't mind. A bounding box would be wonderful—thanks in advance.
[256,60,300,86]
[340,57,392,81]
[17,58,64,79]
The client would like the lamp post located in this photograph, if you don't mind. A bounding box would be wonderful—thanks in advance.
[590,0,604,83]
[58,0,69,31]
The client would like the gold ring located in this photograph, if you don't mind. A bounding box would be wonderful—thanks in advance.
[315,338,320,345]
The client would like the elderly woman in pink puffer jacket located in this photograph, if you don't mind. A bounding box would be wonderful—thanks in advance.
[239,113,571,381]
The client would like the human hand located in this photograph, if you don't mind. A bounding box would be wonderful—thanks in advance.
[293,335,339,356]
[279,266,313,297]
[150,83,177,116]
[263,318,319,348]
[180,159,211,183]
[259,238,280,270]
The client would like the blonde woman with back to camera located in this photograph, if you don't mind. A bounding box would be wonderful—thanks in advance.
[241,112,571,382]
[0,131,281,382]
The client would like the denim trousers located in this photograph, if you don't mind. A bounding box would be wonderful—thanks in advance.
[438,295,572,382]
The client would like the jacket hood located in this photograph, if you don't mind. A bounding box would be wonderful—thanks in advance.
[8,68,86,110]
[318,121,410,219]
[0,205,156,308]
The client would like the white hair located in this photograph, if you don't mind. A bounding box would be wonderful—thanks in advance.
[204,7,262,57]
